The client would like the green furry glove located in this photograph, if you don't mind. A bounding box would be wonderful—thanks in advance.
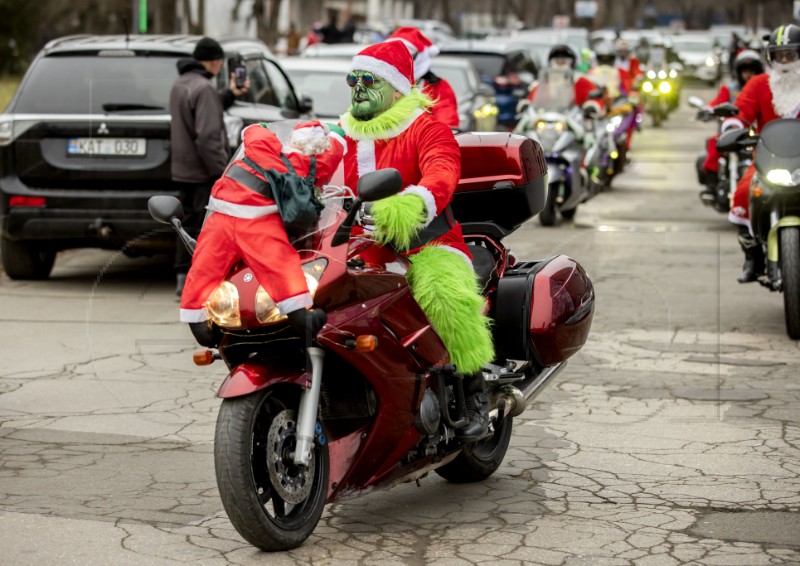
[370,193,427,251]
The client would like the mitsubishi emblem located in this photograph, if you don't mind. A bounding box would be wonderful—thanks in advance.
[97,122,110,135]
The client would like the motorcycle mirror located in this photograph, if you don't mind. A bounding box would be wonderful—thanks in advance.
[716,128,749,152]
[687,96,705,109]
[588,89,604,100]
[357,168,403,202]
[713,103,739,118]
[148,195,184,224]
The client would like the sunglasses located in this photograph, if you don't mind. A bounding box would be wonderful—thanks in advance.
[346,72,377,88]
[771,49,800,63]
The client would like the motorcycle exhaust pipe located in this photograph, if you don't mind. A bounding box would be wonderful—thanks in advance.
[293,346,325,467]
[490,362,567,420]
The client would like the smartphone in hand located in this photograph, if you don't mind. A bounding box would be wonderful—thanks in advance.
[234,66,247,89]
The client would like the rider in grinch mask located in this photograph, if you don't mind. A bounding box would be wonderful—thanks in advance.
[331,41,494,440]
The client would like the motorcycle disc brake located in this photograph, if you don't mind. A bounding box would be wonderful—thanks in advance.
[266,409,316,504]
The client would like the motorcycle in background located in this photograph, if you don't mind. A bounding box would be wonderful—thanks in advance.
[717,119,800,339]
[640,67,679,127]
[689,97,753,213]
[514,68,592,226]
[148,121,596,550]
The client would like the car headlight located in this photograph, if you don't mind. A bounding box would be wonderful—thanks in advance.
[657,70,667,79]
[254,259,328,324]
[765,168,798,187]
[206,281,241,328]
[642,81,654,93]
[705,57,715,67]
[658,81,672,94]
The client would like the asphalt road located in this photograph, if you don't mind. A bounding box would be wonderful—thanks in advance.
[1,87,798,565]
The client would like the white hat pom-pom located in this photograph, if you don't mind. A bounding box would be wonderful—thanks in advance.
[290,121,331,155]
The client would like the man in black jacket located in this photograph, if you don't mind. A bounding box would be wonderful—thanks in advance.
[169,37,248,295]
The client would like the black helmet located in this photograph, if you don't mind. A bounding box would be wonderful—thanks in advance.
[594,41,616,66]
[548,44,577,68]
[733,49,764,86]
[765,24,800,64]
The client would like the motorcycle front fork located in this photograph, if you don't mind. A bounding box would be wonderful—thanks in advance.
[293,346,325,467]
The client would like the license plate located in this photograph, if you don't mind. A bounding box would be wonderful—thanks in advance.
[67,137,146,157]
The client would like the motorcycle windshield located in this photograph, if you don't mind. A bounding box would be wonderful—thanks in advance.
[590,65,621,99]
[531,68,576,113]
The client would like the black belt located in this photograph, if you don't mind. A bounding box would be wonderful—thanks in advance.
[407,205,456,250]
[225,163,274,199]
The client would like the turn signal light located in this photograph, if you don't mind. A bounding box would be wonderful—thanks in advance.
[751,184,764,198]
[193,349,217,366]
[355,335,378,352]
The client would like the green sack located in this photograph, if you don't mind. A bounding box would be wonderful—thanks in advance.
[242,154,324,237]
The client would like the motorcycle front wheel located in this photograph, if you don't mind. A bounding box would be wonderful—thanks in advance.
[434,413,513,483]
[780,227,800,339]
[214,388,329,551]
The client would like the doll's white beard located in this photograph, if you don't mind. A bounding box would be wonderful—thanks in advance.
[769,63,800,117]
[290,136,331,156]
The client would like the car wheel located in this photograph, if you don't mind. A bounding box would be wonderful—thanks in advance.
[1,236,56,280]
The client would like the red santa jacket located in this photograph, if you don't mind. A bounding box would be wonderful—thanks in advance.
[616,56,642,82]
[527,75,603,109]
[722,73,800,133]
[420,77,459,128]
[341,109,467,255]
[208,124,343,217]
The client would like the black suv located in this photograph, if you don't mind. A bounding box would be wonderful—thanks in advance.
[0,34,311,279]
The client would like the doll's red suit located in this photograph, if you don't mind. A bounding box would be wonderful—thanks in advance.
[179,121,344,323]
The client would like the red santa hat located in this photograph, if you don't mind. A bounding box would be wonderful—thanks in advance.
[289,120,331,155]
[388,26,439,81]
[350,41,415,95]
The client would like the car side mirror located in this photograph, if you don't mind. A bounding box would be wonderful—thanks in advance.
[299,94,313,114]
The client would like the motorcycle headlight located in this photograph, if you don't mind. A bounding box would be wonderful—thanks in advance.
[206,281,241,328]
[705,57,715,67]
[553,120,565,132]
[642,81,654,93]
[254,259,328,324]
[611,115,623,127]
[765,169,797,187]
[669,69,678,78]
[657,70,667,79]
[646,70,657,79]
[536,120,547,131]
[658,81,672,94]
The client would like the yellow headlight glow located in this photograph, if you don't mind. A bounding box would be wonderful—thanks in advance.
[658,81,672,94]
[642,81,654,93]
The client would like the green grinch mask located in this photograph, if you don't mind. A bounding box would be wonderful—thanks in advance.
[348,70,398,120]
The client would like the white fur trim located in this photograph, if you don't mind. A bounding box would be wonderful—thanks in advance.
[180,308,208,323]
[721,118,745,132]
[351,55,412,95]
[356,140,376,177]
[343,108,426,141]
[413,48,433,81]
[329,131,348,154]
[400,184,437,227]
[291,125,327,142]
[387,37,418,55]
[728,209,751,227]
[440,245,474,269]
[277,293,313,315]
[207,195,278,219]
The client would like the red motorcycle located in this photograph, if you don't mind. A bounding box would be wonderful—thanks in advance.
[148,123,595,551]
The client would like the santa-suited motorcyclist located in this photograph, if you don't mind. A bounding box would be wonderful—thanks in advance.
[388,26,459,128]
[527,44,604,114]
[698,50,765,200]
[179,120,343,335]
[723,24,800,283]
[333,41,494,440]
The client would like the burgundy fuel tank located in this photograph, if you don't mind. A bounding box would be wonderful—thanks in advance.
[493,255,594,367]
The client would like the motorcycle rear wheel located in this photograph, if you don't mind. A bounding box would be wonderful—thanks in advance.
[780,227,800,339]
[214,388,329,551]
[434,414,513,483]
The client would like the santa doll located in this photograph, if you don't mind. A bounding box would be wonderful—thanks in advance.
[179,120,344,335]
[330,41,494,440]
